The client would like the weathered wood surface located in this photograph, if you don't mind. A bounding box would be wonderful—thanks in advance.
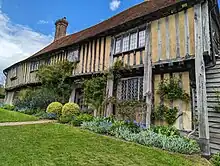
[206,58,220,154]
[194,3,210,156]
[143,23,152,127]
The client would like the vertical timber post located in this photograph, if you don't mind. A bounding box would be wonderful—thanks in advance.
[106,37,115,117]
[144,23,152,128]
[194,3,210,156]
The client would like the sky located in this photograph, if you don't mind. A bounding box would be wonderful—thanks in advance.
[0,0,143,84]
[0,0,219,84]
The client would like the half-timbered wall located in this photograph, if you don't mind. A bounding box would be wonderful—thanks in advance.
[153,72,192,131]
[112,7,195,67]
[74,36,111,75]
[151,7,195,63]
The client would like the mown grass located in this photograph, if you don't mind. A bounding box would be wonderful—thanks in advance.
[0,123,209,166]
[0,108,38,122]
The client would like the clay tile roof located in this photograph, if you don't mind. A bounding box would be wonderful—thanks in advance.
[4,0,180,71]
[30,0,177,58]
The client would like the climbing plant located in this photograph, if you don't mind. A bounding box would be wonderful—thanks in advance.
[153,105,178,126]
[83,75,107,115]
[37,61,77,103]
[157,78,190,102]
[105,97,147,121]
[153,77,190,125]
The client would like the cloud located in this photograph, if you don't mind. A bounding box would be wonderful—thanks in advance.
[37,20,49,24]
[0,10,53,84]
[109,0,121,11]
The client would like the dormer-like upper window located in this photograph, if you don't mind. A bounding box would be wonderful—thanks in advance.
[67,49,79,63]
[10,67,17,79]
[30,61,39,72]
[114,27,146,55]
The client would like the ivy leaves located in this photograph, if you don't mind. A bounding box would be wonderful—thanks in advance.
[154,77,189,126]
[153,105,178,125]
[83,76,107,112]
[157,78,189,102]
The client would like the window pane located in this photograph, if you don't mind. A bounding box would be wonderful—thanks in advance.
[139,30,146,47]
[119,77,143,101]
[115,39,121,54]
[122,35,129,52]
[130,33,137,50]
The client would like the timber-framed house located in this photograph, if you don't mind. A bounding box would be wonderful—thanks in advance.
[3,0,220,155]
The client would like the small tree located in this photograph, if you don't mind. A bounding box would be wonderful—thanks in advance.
[83,76,107,116]
[37,61,76,103]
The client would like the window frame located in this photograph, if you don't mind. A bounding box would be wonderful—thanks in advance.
[30,61,40,72]
[10,67,17,79]
[67,48,80,63]
[117,76,144,101]
[113,25,146,55]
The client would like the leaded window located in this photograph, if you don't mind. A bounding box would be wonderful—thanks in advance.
[115,38,121,54]
[117,77,144,101]
[139,30,146,47]
[11,67,17,79]
[122,35,129,52]
[30,61,39,72]
[130,32,138,50]
[67,49,79,62]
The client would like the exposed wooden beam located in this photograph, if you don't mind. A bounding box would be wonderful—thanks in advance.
[194,3,210,156]
[143,23,152,127]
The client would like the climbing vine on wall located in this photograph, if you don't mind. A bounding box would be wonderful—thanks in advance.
[157,78,190,102]
[153,77,190,126]
[105,97,148,120]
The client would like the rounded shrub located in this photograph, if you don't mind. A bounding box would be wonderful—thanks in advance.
[62,102,80,116]
[46,102,63,117]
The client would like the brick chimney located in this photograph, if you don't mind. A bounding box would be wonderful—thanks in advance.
[54,17,68,41]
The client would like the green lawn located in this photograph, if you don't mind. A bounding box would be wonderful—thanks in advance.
[0,124,209,166]
[0,108,38,122]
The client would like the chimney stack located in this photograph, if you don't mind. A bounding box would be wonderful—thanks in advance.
[54,17,68,41]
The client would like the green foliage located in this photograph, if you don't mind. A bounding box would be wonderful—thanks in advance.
[80,117,200,154]
[106,97,147,121]
[83,76,107,113]
[59,115,73,124]
[62,103,80,116]
[14,88,59,110]
[164,107,178,125]
[46,102,63,117]
[211,153,220,166]
[70,114,93,126]
[153,105,179,125]
[150,126,180,137]
[153,105,168,121]
[37,61,76,103]
[157,78,190,102]
[1,104,15,111]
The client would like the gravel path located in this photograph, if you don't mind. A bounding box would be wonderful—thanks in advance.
[0,120,56,126]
